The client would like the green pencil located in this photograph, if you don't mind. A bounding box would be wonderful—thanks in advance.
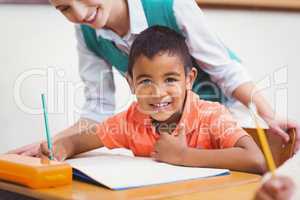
[41,94,54,160]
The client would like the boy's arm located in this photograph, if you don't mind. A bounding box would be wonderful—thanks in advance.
[40,112,131,160]
[153,106,266,174]
[8,118,101,158]
[60,124,104,158]
[153,130,266,174]
[40,119,104,161]
[181,136,266,174]
[182,105,266,174]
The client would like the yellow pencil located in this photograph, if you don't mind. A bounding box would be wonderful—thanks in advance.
[249,103,276,176]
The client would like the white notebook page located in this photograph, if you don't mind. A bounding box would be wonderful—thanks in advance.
[67,148,230,190]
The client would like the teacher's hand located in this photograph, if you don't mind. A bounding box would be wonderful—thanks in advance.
[264,116,300,153]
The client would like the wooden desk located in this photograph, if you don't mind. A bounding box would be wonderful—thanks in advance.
[165,182,260,200]
[0,172,260,200]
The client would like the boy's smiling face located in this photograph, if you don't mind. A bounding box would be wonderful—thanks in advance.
[130,52,196,122]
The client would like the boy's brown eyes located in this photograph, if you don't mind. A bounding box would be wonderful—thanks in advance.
[165,78,177,83]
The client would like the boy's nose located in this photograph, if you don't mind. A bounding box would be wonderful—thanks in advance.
[151,84,168,98]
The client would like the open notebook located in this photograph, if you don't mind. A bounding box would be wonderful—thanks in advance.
[66,148,230,190]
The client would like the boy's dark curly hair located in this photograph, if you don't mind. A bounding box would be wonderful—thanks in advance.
[128,25,193,77]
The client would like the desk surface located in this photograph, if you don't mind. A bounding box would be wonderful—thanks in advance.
[0,172,261,200]
[165,182,260,200]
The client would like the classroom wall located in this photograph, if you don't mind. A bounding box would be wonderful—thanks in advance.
[0,5,299,153]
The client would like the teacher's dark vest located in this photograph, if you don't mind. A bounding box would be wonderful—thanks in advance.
[80,0,241,103]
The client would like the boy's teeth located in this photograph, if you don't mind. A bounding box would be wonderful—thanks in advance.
[154,103,169,107]
[86,11,97,21]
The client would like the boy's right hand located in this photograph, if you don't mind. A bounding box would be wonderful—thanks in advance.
[39,138,71,161]
[7,138,72,161]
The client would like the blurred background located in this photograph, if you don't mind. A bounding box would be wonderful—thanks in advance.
[0,1,299,153]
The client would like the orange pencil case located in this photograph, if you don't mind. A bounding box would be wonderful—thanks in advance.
[0,154,72,189]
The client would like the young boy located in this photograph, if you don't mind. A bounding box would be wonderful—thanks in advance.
[40,26,265,174]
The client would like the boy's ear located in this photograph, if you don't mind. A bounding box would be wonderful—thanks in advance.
[186,67,197,90]
[125,73,135,94]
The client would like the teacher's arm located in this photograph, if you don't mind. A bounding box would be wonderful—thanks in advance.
[173,0,299,153]
[232,82,300,153]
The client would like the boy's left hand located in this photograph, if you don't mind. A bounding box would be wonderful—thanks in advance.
[151,125,188,165]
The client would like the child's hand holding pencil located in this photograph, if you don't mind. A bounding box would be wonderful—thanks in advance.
[40,94,73,162]
[39,137,73,162]
[7,139,71,162]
